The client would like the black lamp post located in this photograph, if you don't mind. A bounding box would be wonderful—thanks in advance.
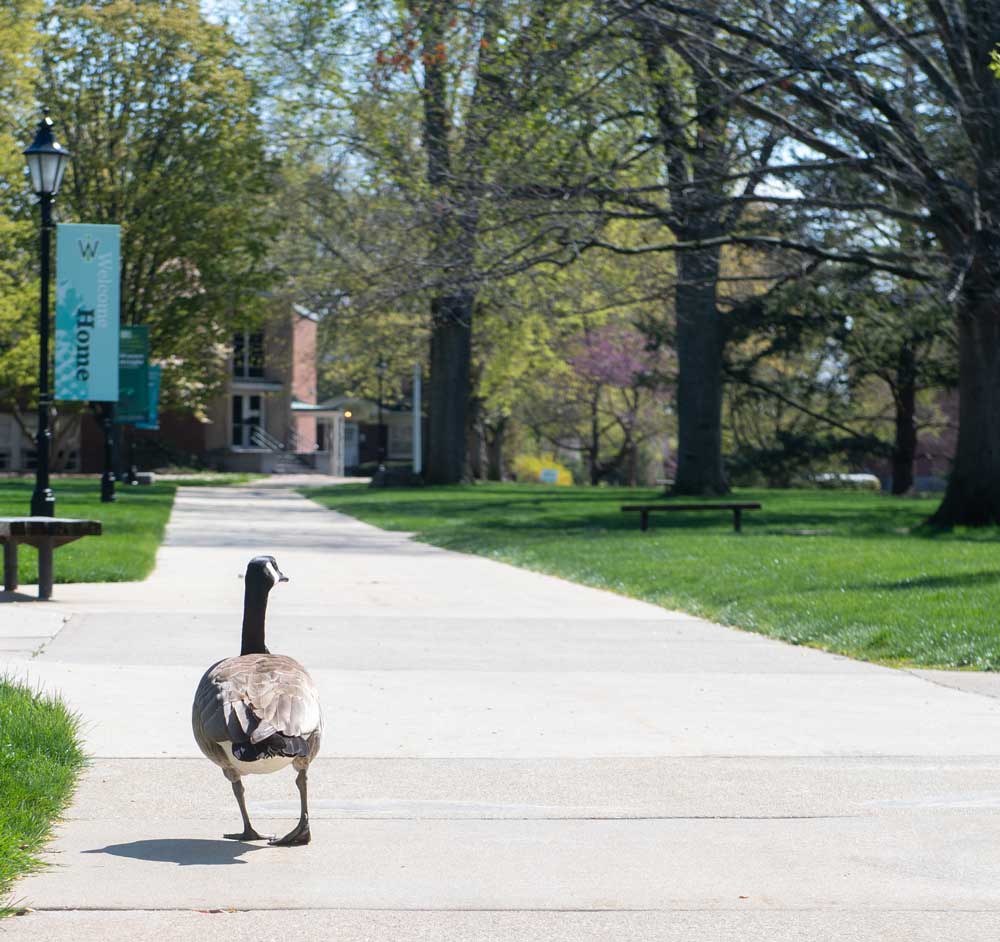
[23,112,71,518]
[376,359,387,466]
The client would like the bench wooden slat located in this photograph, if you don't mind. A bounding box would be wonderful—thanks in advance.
[0,517,102,538]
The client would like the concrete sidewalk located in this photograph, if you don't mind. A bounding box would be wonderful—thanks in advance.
[3,481,1000,940]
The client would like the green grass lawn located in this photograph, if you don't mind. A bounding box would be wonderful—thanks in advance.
[306,483,1000,670]
[0,678,85,916]
[0,474,255,584]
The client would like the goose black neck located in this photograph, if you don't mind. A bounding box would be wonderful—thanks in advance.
[240,579,271,655]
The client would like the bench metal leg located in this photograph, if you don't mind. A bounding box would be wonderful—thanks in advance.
[37,540,53,600]
[640,510,649,532]
[733,508,742,533]
[3,541,17,591]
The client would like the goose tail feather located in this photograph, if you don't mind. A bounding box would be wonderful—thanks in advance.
[232,732,310,762]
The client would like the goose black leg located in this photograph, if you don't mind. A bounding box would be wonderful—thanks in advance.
[224,777,270,842]
[270,767,311,846]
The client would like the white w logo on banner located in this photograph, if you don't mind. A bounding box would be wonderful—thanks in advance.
[77,239,100,260]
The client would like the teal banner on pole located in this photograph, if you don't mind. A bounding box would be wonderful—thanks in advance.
[134,364,161,430]
[116,326,149,423]
[55,223,120,402]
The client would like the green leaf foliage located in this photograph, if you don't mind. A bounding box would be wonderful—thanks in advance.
[34,0,278,413]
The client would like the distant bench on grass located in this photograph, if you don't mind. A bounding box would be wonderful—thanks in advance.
[620,502,762,533]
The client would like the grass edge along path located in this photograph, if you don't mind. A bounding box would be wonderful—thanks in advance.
[0,677,86,918]
[304,483,1000,671]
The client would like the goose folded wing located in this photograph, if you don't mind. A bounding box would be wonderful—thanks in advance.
[244,679,321,744]
[195,657,321,746]
[239,659,322,744]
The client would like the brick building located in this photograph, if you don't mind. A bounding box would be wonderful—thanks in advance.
[71,302,344,475]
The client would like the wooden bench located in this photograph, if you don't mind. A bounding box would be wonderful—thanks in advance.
[0,517,102,600]
[621,502,762,533]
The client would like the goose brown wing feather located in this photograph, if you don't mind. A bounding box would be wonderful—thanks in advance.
[192,654,322,758]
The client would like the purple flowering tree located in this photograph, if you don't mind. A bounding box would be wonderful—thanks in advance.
[529,322,674,485]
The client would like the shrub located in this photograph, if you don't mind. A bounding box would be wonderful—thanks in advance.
[512,453,573,485]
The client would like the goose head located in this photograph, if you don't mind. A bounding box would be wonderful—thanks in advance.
[245,555,289,591]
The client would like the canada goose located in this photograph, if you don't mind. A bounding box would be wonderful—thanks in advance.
[192,555,322,846]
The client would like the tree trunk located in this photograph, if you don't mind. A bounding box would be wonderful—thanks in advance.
[589,389,601,485]
[426,293,473,484]
[625,437,638,486]
[891,346,917,496]
[485,416,506,480]
[672,246,729,495]
[466,395,486,480]
[929,244,1000,525]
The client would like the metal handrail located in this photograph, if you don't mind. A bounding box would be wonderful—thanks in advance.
[249,424,315,470]
[249,425,286,451]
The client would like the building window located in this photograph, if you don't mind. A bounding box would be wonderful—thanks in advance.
[233,331,265,378]
[232,393,264,447]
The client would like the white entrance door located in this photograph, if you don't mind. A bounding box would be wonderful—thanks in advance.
[344,422,359,467]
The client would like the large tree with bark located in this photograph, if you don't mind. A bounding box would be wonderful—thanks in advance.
[627,0,1000,524]
[531,8,805,494]
[243,0,636,483]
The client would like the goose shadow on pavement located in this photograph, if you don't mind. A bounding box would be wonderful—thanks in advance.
[0,590,44,603]
[84,838,265,866]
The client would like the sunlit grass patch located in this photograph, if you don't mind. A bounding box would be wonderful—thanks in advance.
[0,678,86,916]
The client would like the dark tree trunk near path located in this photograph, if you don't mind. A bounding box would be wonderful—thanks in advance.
[638,28,754,498]
[427,294,474,484]
[418,1,498,486]
[930,245,1000,525]
[672,245,729,495]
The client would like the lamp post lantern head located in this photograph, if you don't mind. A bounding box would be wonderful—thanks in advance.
[23,113,71,197]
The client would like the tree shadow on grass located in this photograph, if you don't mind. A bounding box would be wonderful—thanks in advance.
[84,838,265,866]
[862,570,1000,592]
[319,485,1000,542]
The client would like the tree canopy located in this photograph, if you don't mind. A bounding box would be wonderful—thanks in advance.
[7,0,997,520]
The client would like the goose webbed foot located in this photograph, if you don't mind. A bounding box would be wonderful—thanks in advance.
[223,827,271,841]
[269,820,311,846]
[269,767,312,846]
